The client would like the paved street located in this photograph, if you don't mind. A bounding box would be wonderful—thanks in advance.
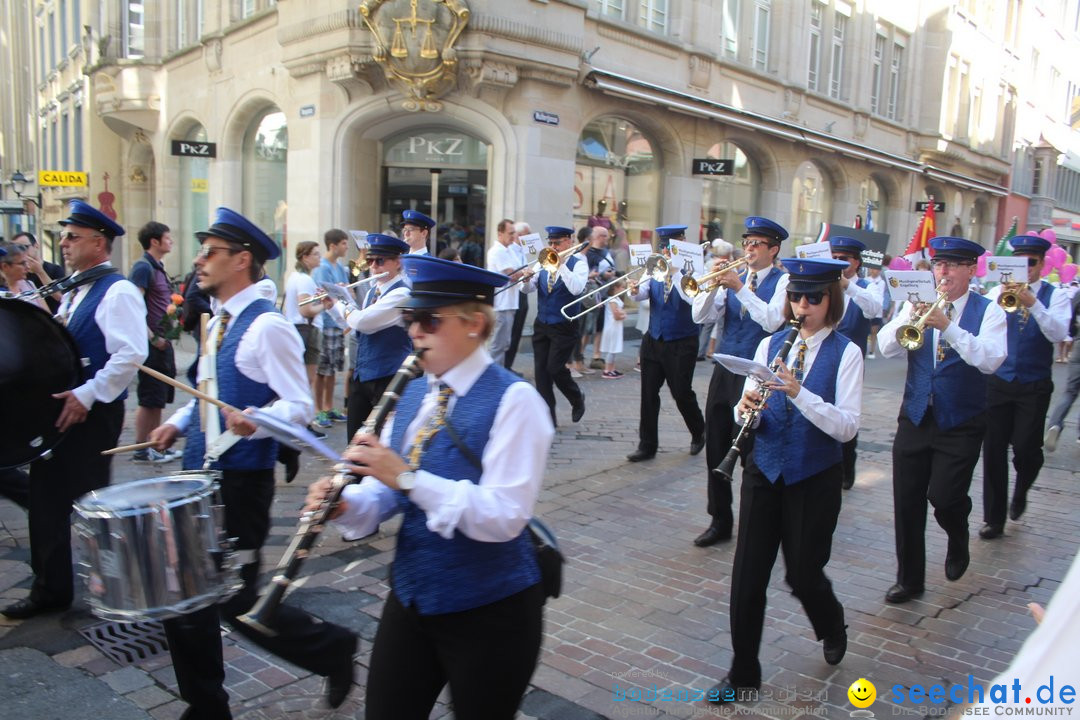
[2,329,1079,719]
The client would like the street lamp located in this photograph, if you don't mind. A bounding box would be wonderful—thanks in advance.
[9,170,42,209]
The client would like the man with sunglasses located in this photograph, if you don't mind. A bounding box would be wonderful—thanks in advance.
[1,201,147,621]
[690,216,790,548]
[981,236,1069,540]
[878,236,1007,604]
[150,207,357,717]
[520,226,588,426]
[829,236,883,490]
[328,233,413,440]
[626,225,706,463]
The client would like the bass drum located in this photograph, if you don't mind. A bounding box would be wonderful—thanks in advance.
[0,297,83,469]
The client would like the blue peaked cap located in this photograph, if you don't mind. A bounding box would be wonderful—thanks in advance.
[399,254,509,309]
[929,236,983,261]
[365,233,409,256]
[401,209,435,229]
[1008,235,1051,254]
[743,216,788,243]
[829,236,866,255]
[59,199,125,239]
[196,207,279,261]
[780,257,849,292]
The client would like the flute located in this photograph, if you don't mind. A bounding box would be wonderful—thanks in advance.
[298,273,388,306]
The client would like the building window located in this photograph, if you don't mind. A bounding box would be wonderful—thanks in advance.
[790,161,832,246]
[51,119,58,172]
[60,0,68,52]
[807,4,822,92]
[1065,80,1080,126]
[828,9,847,100]
[73,0,80,41]
[870,33,884,114]
[242,0,257,18]
[753,0,770,71]
[243,108,288,282]
[638,0,668,33]
[1033,158,1044,195]
[179,124,210,272]
[720,0,739,58]
[74,106,83,171]
[62,113,70,170]
[122,2,145,59]
[887,39,904,120]
[700,142,758,246]
[49,11,56,68]
[39,26,45,79]
[597,0,626,19]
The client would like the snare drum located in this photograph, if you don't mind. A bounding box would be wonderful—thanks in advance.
[73,472,241,622]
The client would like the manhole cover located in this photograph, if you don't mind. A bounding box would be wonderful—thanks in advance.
[79,620,169,666]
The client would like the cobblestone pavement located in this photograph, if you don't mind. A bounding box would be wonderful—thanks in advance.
[1,332,1078,719]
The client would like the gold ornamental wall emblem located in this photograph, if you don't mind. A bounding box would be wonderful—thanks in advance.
[359,0,470,111]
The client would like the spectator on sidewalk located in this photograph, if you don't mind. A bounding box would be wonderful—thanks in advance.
[311,229,350,428]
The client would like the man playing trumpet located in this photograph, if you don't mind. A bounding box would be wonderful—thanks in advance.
[878,236,1006,604]
[981,236,1069,539]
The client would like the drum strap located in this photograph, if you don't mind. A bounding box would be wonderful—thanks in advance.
[202,430,242,470]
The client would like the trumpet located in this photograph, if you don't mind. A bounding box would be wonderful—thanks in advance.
[297,273,388,306]
[896,283,949,351]
[559,254,669,321]
[681,256,751,297]
[997,282,1028,313]
[496,240,590,294]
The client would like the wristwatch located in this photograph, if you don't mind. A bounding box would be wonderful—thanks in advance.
[396,470,417,492]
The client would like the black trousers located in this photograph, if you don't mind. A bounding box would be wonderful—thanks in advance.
[0,467,30,509]
[366,584,544,720]
[892,413,985,589]
[841,434,858,486]
[727,459,845,688]
[347,374,395,440]
[163,468,356,720]
[505,293,529,370]
[982,375,1053,527]
[27,398,124,606]
[532,321,583,423]
[703,364,745,532]
[636,334,704,452]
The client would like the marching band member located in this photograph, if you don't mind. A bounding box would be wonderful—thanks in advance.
[690,216,789,547]
[520,226,587,426]
[330,234,413,440]
[402,209,436,255]
[150,208,356,718]
[709,258,860,704]
[829,236,883,489]
[626,225,705,462]
[1,201,147,620]
[980,235,1069,539]
[308,255,554,720]
[878,236,1007,604]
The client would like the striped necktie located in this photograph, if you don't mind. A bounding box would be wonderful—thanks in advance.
[407,384,454,468]
[215,310,232,351]
[792,340,808,383]
[936,303,953,364]
[663,275,673,301]
[741,272,758,318]
[546,269,557,292]
[61,285,81,326]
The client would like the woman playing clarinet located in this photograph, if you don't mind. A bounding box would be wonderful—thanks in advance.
[306,255,555,720]
[709,257,862,705]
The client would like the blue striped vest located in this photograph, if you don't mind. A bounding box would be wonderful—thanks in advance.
[720,268,783,359]
[837,278,872,356]
[354,277,413,382]
[67,271,127,401]
[536,256,581,325]
[647,276,699,341]
[996,282,1055,383]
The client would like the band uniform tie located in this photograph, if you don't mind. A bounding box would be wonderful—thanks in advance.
[366,284,381,309]
[546,268,557,293]
[741,272,758,318]
[407,384,454,468]
[61,284,81,326]
[663,274,674,302]
[215,310,232,351]
[792,340,808,383]
[936,302,953,363]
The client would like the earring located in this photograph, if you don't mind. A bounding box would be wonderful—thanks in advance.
[468,332,478,338]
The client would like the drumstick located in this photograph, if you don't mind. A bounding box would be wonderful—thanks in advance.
[199,312,209,429]
[101,441,156,456]
[137,364,238,413]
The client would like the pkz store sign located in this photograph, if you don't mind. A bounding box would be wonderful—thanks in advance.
[384,131,488,168]
[171,140,217,158]
[692,158,734,176]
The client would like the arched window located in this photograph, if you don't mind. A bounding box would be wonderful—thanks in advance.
[575,116,660,261]
[950,190,965,238]
[243,108,288,282]
[859,177,887,233]
[701,142,758,244]
[790,161,832,245]
[178,124,210,273]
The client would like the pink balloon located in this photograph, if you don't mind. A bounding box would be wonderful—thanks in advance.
[1047,245,1069,270]
[976,252,989,278]
[1060,263,1079,284]
[1040,228,1058,245]
[1042,262,1055,277]
[889,256,913,271]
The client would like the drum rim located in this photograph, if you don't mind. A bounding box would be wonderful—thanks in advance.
[75,476,219,518]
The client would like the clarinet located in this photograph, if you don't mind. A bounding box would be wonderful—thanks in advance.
[712,316,804,481]
[237,350,426,636]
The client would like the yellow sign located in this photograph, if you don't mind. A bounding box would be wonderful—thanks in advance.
[39,170,88,187]
[191,178,209,193]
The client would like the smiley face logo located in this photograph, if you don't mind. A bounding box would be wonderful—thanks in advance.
[848,678,876,708]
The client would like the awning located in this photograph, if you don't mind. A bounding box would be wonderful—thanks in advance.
[584,69,1009,197]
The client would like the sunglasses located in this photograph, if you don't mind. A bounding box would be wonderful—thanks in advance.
[196,244,241,260]
[401,309,456,333]
[742,239,769,249]
[370,256,398,266]
[930,259,976,269]
[1022,256,1040,267]
[787,291,826,305]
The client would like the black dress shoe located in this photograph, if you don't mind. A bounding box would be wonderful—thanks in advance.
[884,583,924,604]
[693,524,732,547]
[571,394,586,423]
[1,597,69,620]
[689,435,705,456]
[842,475,854,490]
[823,629,847,665]
[626,449,656,462]
[325,662,354,709]
[1009,492,1028,521]
[978,523,1004,540]
[707,677,760,705]
[945,541,970,581]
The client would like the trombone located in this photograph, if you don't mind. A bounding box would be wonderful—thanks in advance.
[496,240,589,294]
[895,283,948,350]
[559,254,669,321]
[681,256,750,297]
[297,272,388,306]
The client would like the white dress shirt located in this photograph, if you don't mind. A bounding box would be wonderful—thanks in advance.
[737,326,863,443]
[878,291,1008,373]
[487,242,521,312]
[631,266,695,306]
[843,276,883,320]
[691,265,791,334]
[166,283,314,436]
[57,262,148,408]
[520,256,589,296]
[282,271,318,325]
[984,280,1071,344]
[335,346,555,542]
[331,274,410,334]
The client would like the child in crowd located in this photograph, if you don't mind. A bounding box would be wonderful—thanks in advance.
[601,275,627,378]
